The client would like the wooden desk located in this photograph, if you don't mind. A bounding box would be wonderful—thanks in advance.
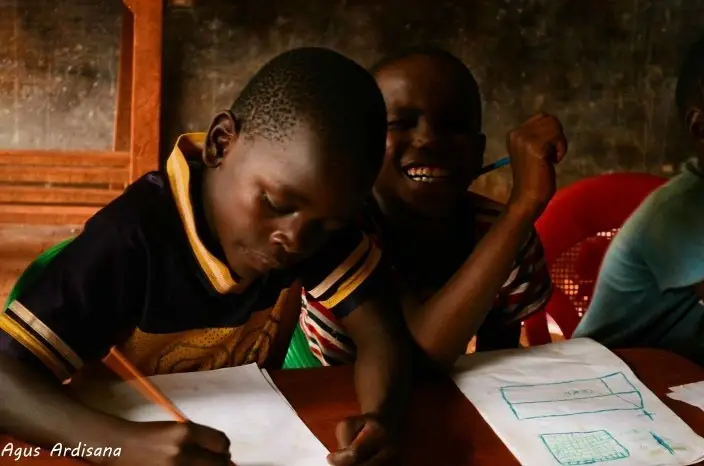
[1,349,703,465]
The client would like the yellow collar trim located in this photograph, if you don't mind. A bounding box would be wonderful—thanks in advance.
[165,133,238,293]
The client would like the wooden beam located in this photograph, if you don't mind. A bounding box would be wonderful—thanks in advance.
[0,166,128,185]
[121,0,135,12]
[0,150,130,167]
[0,186,122,205]
[129,0,163,180]
[0,205,98,225]
[113,3,134,153]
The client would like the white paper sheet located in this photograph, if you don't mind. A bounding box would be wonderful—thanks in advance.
[261,368,296,411]
[72,364,329,466]
[668,382,704,411]
[452,338,704,466]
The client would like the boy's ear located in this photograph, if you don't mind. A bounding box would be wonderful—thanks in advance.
[685,107,704,145]
[203,110,239,167]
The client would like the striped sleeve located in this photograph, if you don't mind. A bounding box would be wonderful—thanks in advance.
[492,228,552,323]
[0,219,146,383]
[299,228,383,319]
[298,291,356,366]
[0,300,84,382]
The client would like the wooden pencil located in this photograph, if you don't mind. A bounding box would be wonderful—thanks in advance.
[102,347,237,465]
[102,347,188,422]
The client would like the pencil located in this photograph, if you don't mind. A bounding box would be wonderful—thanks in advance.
[103,348,237,466]
[102,347,188,422]
[479,156,510,175]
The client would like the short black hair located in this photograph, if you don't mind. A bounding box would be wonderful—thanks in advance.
[370,46,482,130]
[231,47,387,174]
[675,36,704,116]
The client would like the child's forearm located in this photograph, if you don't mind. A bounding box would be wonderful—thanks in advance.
[406,201,536,367]
[0,354,128,457]
[343,300,411,431]
[354,335,409,430]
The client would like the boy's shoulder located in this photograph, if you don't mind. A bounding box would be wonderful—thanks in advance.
[84,171,178,237]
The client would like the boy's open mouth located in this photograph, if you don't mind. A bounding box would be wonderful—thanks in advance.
[402,164,451,183]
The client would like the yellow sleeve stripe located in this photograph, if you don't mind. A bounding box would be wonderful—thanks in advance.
[8,301,83,371]
[308,235,371,299]
[0,312,72,382]
[320,242,382,309]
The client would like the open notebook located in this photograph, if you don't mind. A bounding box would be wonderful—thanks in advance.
[72,364,329,466]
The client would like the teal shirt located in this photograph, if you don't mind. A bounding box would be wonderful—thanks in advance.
[574,160,704,364]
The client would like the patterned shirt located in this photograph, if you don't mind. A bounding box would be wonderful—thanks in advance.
[0,133,383,382]
[300,192,552,365]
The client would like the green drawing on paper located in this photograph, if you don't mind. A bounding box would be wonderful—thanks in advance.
[540,430,630,465]
[500,372,648,420]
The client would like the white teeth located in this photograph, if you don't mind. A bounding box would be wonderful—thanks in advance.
[409,174,439,183]
[405,165,450,182]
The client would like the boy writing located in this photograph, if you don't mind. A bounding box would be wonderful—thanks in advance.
[291,47,566,369]
[0,47,407,466]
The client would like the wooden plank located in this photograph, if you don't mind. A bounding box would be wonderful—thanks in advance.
[0,186,121,206]
[0,166,128,185]
[0,150,130,167]
[113,3,134,153]
[0,205,98,225]
[130,0,163,180]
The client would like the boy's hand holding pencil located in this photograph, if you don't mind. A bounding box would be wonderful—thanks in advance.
[103,348,235,466]
[505,112,568,219]
[104,420,233,466]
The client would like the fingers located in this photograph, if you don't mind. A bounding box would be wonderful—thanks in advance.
[327,446,398,466]
[329,422,386,466]
[525,112,567,163]
[186,422,231,455]
[554,135,568,163]
[336,417,363,449]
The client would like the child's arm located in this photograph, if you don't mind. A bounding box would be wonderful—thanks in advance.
[406,113,567,368]
[340,290,410,427]
[300,232,410,465]
[0,220,230,465]
[474,229,552,352]
[0,356,230,465]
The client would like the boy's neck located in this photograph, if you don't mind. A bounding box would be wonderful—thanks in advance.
[373,193,471,244]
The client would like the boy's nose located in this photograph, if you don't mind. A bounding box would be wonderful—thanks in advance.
[412,120,441,151]
[270,216,316,257]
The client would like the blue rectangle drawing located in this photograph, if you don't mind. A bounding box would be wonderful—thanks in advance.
[500,372,645,420]
[540,430,630,465]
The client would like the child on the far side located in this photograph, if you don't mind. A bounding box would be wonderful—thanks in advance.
[287,47,566,369]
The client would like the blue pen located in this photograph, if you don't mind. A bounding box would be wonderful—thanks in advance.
[479,156,510,175]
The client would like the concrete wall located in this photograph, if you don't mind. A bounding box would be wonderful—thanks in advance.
[2,0,703,201]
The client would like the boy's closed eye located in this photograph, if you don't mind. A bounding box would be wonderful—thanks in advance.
[260,192,352,235]
[260,192,296,217]
[387,118,417,132]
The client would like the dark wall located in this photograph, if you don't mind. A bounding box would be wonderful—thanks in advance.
[0,0,121,151]
[2,0,703,201]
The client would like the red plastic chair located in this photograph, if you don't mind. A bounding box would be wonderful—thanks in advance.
[523,172,667,345]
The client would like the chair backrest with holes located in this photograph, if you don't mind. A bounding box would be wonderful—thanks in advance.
[524,172,668,345]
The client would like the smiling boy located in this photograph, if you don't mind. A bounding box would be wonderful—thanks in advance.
[289,47,565,369]
[0,47,407,466]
